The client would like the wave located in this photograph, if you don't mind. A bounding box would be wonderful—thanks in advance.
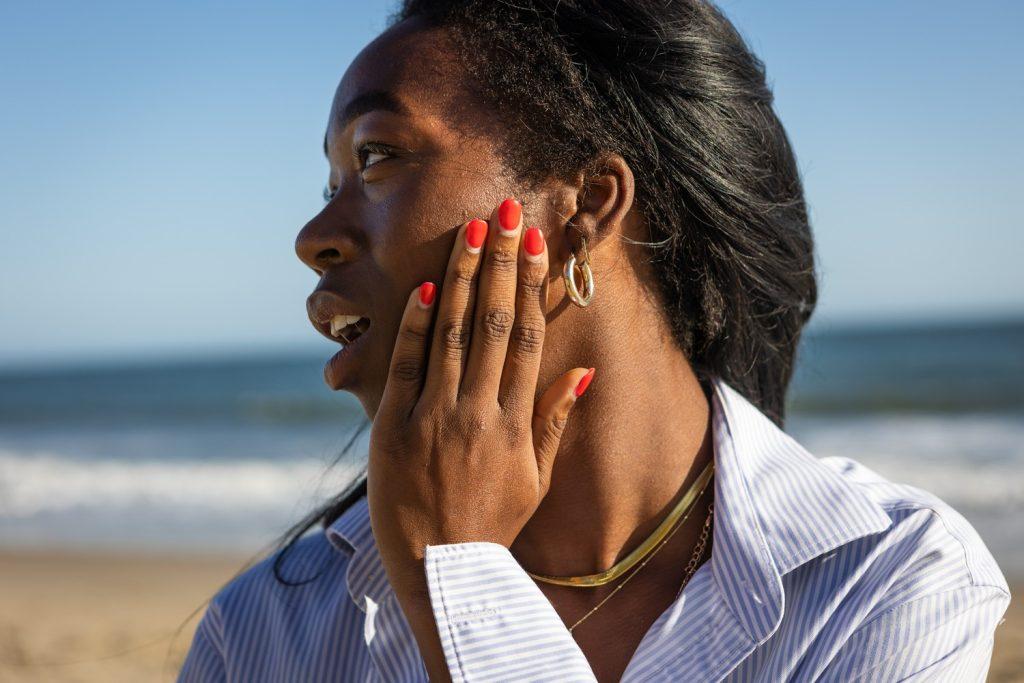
[789,413,1024,510]
[0,449,363,519]
[1,412,1021,559]
[3,414,1023,517]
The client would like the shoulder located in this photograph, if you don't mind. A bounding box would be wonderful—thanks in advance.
[209,530,354,630]
[802,454,1011,640]
[751,452,1013,681]
[711,378,1009,622]
[180,527,371,679]
[821,455,1009,595]
[772,456,1013,680]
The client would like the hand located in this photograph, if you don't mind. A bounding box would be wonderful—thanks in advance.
[366,196,595,594]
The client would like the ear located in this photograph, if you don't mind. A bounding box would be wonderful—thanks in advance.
[565,153,636,252]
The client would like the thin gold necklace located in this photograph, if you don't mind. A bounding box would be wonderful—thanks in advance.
[569,499,714,633]
[526,460,714,587]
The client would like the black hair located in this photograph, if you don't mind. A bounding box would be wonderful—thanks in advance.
[268,0,816,585]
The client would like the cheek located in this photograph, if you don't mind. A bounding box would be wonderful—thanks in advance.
[370,166,507,285]
[369,194,448,294]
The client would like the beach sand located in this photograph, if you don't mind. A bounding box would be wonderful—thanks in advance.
[0,549,256,682]
[0,549,1020,682]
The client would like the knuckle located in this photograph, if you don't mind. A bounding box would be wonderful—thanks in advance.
[517,277,545,301]
[548,413,569,439]
[531,411,568,458]
[450,263,476,289]
[479,306,514,342]
[439,318,471,355]
[537,404,569,435]
[498,407,528,435]
[510,319,544,355]
[544,417,569,454]
[398,325,428,346]
[391,357,424,384]
[454,410,492,436]
[486,248,517,274]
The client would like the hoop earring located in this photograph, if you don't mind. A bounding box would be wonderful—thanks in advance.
[563,235,595,307]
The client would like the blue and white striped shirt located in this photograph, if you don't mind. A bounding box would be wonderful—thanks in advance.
[178,377,1010,681]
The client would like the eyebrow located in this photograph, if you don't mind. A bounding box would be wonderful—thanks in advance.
[323,89,411,158]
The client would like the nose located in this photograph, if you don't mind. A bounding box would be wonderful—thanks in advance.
[295,210,362,274]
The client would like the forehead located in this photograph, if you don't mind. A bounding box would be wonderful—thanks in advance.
[327,18,461,136]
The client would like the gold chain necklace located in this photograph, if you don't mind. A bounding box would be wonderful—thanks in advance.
[568,499,714,633]
[526,461,714,588]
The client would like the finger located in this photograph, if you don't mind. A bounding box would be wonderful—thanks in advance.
[460,197,523,402]
[421,219,487,405]
[378,282,437,424]
[498,224,549,416]
[532,367,595,496]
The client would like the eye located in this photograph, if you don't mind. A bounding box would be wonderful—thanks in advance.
[323,141,399,203]
[355,141,395,171]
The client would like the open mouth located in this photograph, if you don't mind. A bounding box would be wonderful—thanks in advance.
[329,315,371,345]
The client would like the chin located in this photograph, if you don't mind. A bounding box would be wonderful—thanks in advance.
[327,370,381,423]
[350,385,385,424]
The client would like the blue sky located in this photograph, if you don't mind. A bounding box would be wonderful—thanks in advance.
[1,0,1021,367]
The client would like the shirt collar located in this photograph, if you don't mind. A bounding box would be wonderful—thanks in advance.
[707,377,892,642]
[324,492,383,614]
[324,376,893,639]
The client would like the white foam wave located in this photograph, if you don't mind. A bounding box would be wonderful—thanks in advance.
[789,413,1024,510]
[0,449,360,518]
[2,413,1021,555]
[836,457,1024,510]
[3,412,1022,519]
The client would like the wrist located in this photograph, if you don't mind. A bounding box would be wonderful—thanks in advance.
[383,562,454,683]
[382,555,430,602]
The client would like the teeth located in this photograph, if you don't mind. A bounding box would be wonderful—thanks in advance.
[330,314,364,338]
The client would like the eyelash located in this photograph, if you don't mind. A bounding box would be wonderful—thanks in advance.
[355,140,393,170]
[323,141,395,203]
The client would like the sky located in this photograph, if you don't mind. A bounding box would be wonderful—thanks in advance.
[1,0,1021,367]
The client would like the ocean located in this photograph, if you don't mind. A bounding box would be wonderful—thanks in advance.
[1,318,1021,575]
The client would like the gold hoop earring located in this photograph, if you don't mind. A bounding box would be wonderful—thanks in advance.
[563,235,595,307]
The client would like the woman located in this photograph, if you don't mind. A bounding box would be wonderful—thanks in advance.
[179,1,1009,680]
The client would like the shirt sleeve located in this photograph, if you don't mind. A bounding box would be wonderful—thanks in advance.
[818,584,1011,682]
[177,600,227,683]
[423,541,597,682]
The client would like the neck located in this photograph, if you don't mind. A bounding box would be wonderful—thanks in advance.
[509,310,713,577]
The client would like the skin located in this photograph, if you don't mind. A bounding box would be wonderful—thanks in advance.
[295,16,714,683]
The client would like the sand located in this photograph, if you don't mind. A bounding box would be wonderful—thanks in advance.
[0,549,256,682]
[0,549,1020,682]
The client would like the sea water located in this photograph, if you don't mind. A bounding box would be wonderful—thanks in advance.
[1,318,1021,574]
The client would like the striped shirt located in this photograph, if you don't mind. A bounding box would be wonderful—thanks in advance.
[178,376,1011,681]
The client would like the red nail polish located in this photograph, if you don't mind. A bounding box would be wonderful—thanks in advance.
[574,367,595,398]
[498,198,521,232]
[524,226,545,256]
[418,281,436,307]
[466,219,488,250]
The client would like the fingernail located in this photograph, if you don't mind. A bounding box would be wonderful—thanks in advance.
[574,367,595,398]
[417,281,436,309]
[465,218,487,253]
[524,226,545,263]
[498,197,521,236]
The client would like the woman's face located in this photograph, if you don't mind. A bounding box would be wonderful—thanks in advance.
[295,19,561,419]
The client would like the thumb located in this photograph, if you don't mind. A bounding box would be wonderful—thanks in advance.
[532,367,596,497]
